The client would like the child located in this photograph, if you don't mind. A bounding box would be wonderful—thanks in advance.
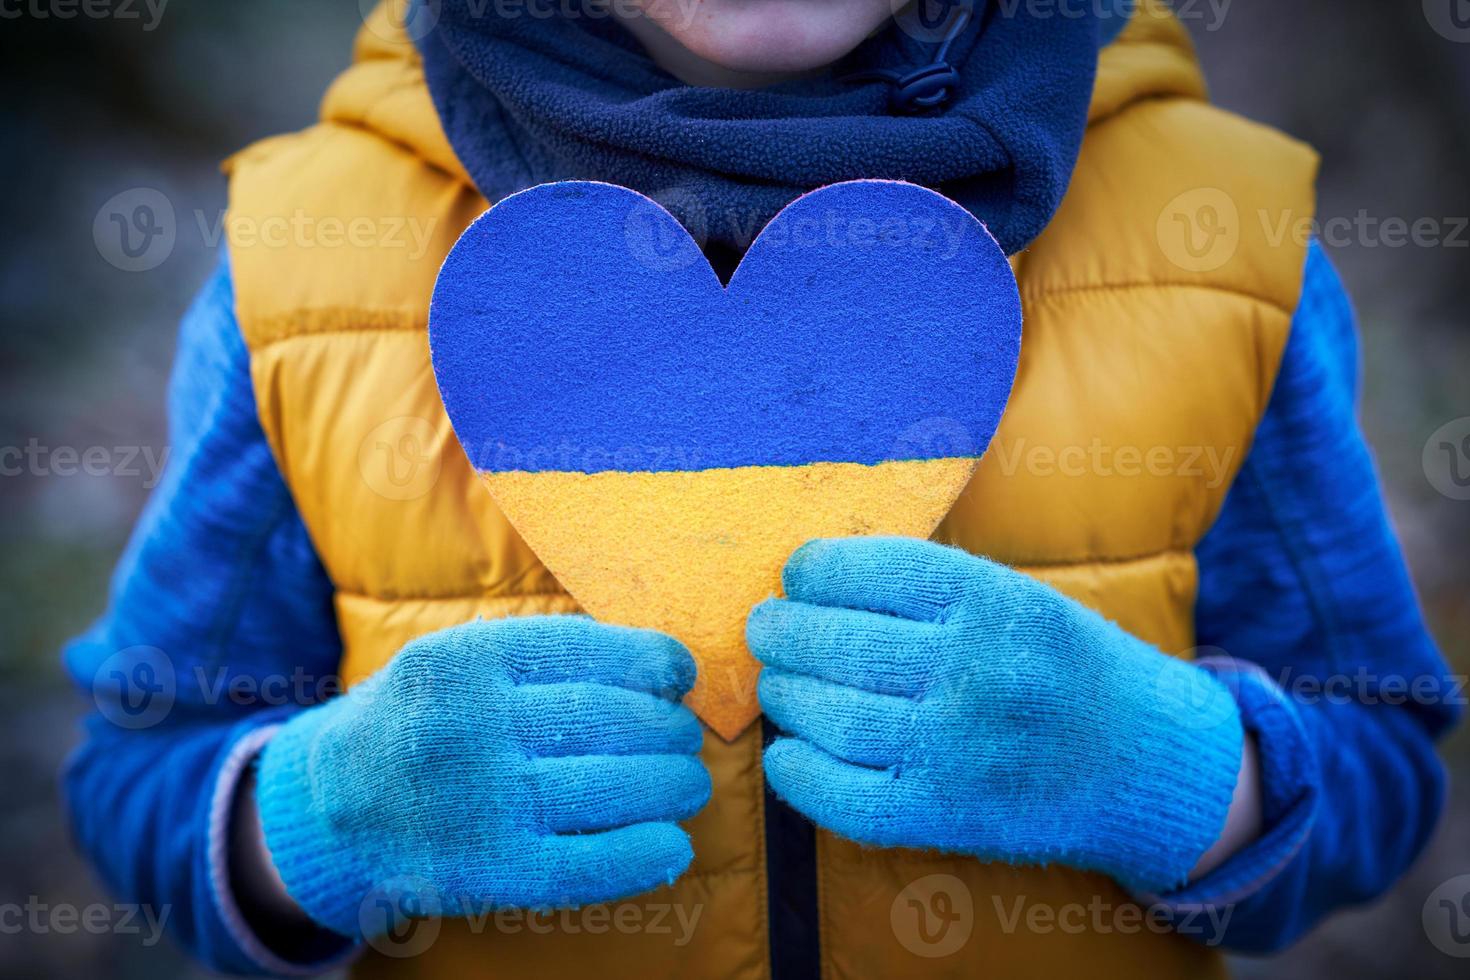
[66,1,1460,977]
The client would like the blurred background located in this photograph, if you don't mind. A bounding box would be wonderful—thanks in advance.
[0,2,1466,977]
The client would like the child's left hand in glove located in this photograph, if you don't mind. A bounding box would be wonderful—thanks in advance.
[747,536,1245,894]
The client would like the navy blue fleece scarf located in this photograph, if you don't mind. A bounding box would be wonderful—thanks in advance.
[417,1,1130,254]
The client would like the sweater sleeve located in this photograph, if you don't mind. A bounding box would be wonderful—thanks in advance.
[61,255,353,974]
[1155,239,1462,950]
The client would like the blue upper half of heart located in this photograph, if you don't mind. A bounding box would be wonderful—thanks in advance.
[429,180,1021,474]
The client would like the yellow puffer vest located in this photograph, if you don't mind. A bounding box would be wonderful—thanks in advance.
[226,3,1315,977]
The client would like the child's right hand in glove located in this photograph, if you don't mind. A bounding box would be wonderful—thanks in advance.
[254,616,711,938]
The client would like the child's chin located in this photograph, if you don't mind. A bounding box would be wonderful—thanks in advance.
[652,0,895,75]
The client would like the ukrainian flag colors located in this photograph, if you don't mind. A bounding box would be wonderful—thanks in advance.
[430,180,1021,739]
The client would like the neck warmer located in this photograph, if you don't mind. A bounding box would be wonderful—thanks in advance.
[416,1,1130,254]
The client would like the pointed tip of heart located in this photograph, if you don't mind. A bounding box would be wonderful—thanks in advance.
[481,458,977,735]
[687,689,763,744]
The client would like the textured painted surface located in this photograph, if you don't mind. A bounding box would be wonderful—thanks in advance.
[430,179,1020,473]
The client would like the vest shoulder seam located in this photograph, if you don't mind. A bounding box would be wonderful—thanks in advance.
[244,317,424,352]
[1087,89,1198,132]
[318,116,471,187]
[1021,279,1296,318]
[1008,546,1193,571]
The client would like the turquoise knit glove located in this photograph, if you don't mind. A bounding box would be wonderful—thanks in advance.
[748,537,1244,894]
[256,616,711,937]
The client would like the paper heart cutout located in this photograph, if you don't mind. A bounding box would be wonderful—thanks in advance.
[430,180,1021,740]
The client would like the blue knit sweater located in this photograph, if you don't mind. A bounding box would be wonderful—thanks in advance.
[60,239,1459,972]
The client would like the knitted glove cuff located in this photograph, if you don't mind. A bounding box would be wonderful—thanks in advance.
[255,699,378,938]
[1094,652,1245,894]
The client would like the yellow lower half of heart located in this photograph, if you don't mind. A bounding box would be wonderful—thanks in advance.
[482,457,977,741]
